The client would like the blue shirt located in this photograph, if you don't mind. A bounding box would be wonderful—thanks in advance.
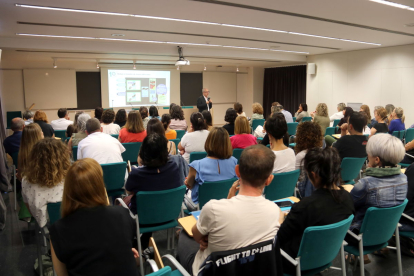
[281,110,293,123]
[388,118,405,134]
[189,157,238,204]
[3,131,22,155]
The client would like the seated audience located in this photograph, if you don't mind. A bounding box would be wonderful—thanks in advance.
[222,108,238,136]
[278,147,354,275]
[359,105,372,126]
[230,116,257,149]
[118,111,147,143]
[78,118,125,164]
[23,110,34,125]
[388,107,406,134]
[140,106,150,129]
[34,110,55,138]
[94,107,103,122]
[162,114,177,140]
[125,133,182,247]
[337,107,353,128]
[66,111,84,138]
[359,111,371,135]
[402,141,414,165]
[234,102,246,117]
[18,124,43,179]
[101,109,121,135]
[370,107,388,137]
[147,118,176,155]
[4,118,24,155]
[149,105,160,120]
[330,102,346,123]
[22,139,70,227]
[201,110,213,131]
[311,103,330,135]
[114,109,127,128]
[169,103,177,115]
[249,102,264,126]
[50,158,138,276]
[294,103,309,123]
[385,104,395,125]
[278,104,293,123]
[266,113,295,173]
[169,105,188,130]
[370,106,383,126]
[184,127,238,211]
[400,163,414,231]
[177,145,283,274]
[51,108,73,130]
[68,113,91,149]
[178,113,209,163]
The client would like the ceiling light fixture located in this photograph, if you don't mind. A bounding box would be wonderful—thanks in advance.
[204,65,206,71]
[369,0,414,11]
[53,58,57,68]
[15,4,382,45]
[176,66,180,70]
[236,67,239,72]
[133,61,136,69]
[16,33,310,54]
[96,59,100,68]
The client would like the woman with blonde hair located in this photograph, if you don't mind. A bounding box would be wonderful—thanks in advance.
[388,107,406,134]
[250,102,264,126]
[33,110,54,138]
[22,139,70,227]
[118,110,147,143]
[311,103,330,135]
[50,158,138,276]
[18,124,43,179]
[370,107,388,137]
[230,116,257,149]
[359,105,372,125]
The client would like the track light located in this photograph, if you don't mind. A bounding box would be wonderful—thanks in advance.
[204,65,206,71]
[96,59,99,68]
[236,67,239,72]
[176,66,180,70]
[133,61,136,69]
[53,58,57,68]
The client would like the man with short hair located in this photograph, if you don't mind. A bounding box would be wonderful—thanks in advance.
[4,118,25,155]
[278,105,293,123]
[196,88,212,112]
[51,108,73,130]
[22,110,34,125]
[333,112,368,160]
[77,118,125,164]
[177,145,283,275]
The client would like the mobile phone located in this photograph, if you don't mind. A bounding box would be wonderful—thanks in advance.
[275,200,293,208]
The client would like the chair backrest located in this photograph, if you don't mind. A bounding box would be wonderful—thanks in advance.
[263,170,300,201]
[232,149,243,163]
[6,111,22,129]
[287,122,299,136]
[297,215,354,271]
[199,178,238,209]
[406,129,414,143]
[11,151,19,168]
[136,185,186,225]
[189,151,207,163]
[47,202,62,225]
[392,131,402,141]
[399,131,405,141]
[101,162,127,192]
[72,146,78,161]
[169,138,180,152]
[175,130,186,140]
[110,134,119,139]
[251,119,265,132]
[121,142,142,164]
[148,266,172,276]
[54,130,67,140]
[325,127,336,136]
[301,117,312,122]
[340,157,367,183]
[292,116,296,122]
[360,199,408,246]
[333,119,341,127]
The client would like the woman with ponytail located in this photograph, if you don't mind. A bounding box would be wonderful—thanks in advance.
[161,114,177,140]
[178,112,209,163]
[370,107,388,137]
[388,107,406,134]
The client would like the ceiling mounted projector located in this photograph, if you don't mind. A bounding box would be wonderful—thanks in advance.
[175,46,190,66]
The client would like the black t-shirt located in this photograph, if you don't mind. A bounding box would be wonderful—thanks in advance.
[49,206,138,276]
[333,135,368,160]
[373,122,388,134]
[125,159,182,214]
[222,124,235,136]
[401,164,414,226]
[34,121,55,138]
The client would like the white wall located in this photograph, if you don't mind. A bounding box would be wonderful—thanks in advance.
[307,44,414,126]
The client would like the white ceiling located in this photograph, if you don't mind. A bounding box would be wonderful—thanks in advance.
[0,0,414,67]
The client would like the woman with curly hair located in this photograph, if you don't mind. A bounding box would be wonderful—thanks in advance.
[311,103,330,135]
[101,109,120,134]
[223,108,238,135]
[22,138,70,227]
[250,102,264,126]
[114,109,127,128]
[169,105,188,130]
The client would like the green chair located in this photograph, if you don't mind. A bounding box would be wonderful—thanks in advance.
[11,151,19,210]
[6,111,22,129]
[47,202,62,225]
[101,162,127,198]
[147,266,175,276]
[263,169,300,201]
[72,146,78,161]
[199,178,238,209]
[189,152,207,163]
[282,215,354,276]
[176,130,186,140]
[104,108,113,110]
[287,122,299,136]
[169,138,180,153]
[325,127,336,136]
[400,213,414,239]
[132,108,140,111]
[54,130,67,140]
[333,119,341,128]
[344,199,408,276]
[301,117,312,122]
[289,143,296,149]
[232,148,243,163]
[110,134,119,139]
[340,157,366,184]
[257,137,263,142]
[392,131,404,141]
[251,119,265,133]
[405,129,414,144]
[399,162,411,168]
[293,116,296,122]
[121,142,142,165]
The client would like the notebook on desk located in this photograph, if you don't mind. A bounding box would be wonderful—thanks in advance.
[274,198,295,212]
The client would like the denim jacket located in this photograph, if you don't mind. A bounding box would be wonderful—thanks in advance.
[350,166,407,230]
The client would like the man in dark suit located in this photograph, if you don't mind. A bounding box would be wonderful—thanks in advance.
[196,88,212,112]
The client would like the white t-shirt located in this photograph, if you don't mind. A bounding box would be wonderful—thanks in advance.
[363,126,371,135]
[180,130,210,163]
[329,111,344,126]
[50,118,73,130]
[295,150,308,182]
[101,123,121,135]
[192,195,281,275]
[22,178,64,227]
[78,132,125,164]
[272,148,296,173]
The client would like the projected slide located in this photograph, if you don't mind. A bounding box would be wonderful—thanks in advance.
[108,70,171,107]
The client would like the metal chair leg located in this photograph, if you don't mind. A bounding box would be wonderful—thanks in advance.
[167,228,171,250]
[13,165,17,211]
[395,226,403,276]
[340,243,346,276]
[359,239,365,276]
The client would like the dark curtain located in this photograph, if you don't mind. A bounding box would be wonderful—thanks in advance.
[263,65,307,119]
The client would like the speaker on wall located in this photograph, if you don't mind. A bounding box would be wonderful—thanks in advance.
[307,63,316,75]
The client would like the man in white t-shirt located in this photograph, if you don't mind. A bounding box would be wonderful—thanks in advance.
[78,118,125,164]
[177,145,283,275]
[51,108,73,130]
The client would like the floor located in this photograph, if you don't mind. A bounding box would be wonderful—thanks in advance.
[1,191,414,276]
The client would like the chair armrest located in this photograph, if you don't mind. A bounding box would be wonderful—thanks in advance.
[402,213,414,223]
[347,230,362,241]
[162,254,191,276]
[280,249,298,266]
[147,259,159,272]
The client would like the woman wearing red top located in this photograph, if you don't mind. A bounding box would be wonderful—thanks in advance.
[230,116,257,149]
[118,111,147,143]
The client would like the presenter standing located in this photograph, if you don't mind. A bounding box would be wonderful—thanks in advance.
[197,88,212,112]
